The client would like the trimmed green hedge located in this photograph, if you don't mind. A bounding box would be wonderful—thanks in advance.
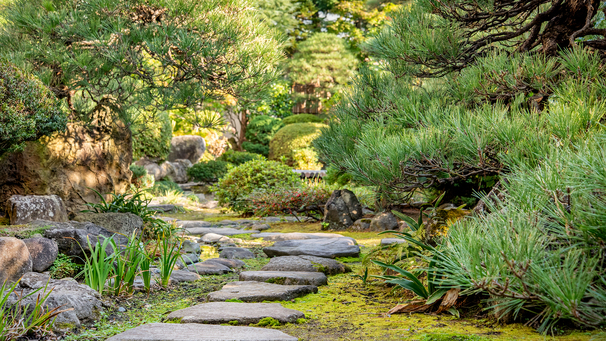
[218,150,265,165]
[269,122,327,170]
[188,160,231,182]
[282,114,324,125]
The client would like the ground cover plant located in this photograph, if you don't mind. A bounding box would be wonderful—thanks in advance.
[314,0,606,334]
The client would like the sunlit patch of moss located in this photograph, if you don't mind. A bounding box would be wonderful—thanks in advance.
[0,224,51,238]
[241,257,270,271]
[253,317,280,327]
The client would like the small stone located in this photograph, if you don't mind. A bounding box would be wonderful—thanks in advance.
[240,271,327,286]
[207,281,317,302]
[261,256,351,275]
[170,270,202,283]
[106,323,297,341]
[180,240,201,254]
[185,227,259,236]
[351,218,372,231]
[205,258,245,269]
[176,253,200,269]
[250,232,353,242]
[201,233,231,244]
[381,238,406,245]
[187,262,231,275]
[166,302,304,324]
[251,223,271,231]
[118,307,126,312]
[177,220,212,228]
[369,212,399,231]
[23,237,58,272]
[220,247,255,259]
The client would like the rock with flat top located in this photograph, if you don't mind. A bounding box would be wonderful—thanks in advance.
[106,323,297,341]
[23,237,58,272]
[381,238,406,245]
[6,195,68,225]
[261,255,350,275]
[263,238,360,259]
[207,281,317,302]
[220,247,255,259]
[170,270,201,283]
[177,220,212,228]
[72,212,143,236]
[205,258,245,269]
[250,232,353,242]
[166,302,304,324]
[185,227,259,236]
[240,271,327,286]
[200,233,231,244]
[187,261,231,275]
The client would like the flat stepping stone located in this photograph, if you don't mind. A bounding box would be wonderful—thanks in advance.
[166,302,304,324]
[220,247,255,259]
[205,258,245,269]
[381,238,406,245]
[187,261,231,275]
[240,271,327,286]
[176,253,201,268]
[250,232,353,242]
[200,233,232,243]
[261,255,351,275]
[263,238,360,259]
[207,281,317,302]
[178,220,212,228]
[148,204,181,213]
[170,270,201,283]
[186,227,259,236]
[106,323,297,341]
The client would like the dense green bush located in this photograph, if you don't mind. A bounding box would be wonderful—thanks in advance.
[188,160,231,182]
[248,185,331,219]
[218,150,265,165]
[282,114,324,125]
[245,115,284,145]
[242,142,269,157]
[0,61,67,155]
[131,111,172,161]
[325,166,352,186]
[269,122,327,169]
[148,180,183,196]
[214,159,301,213]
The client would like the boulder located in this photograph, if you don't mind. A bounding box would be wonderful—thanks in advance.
[250,232,353,242]
[23,237,58,272]
[200,233,231,244]
[251,223,271,231]
[9,272,103,331]
[166,302,304,325]
[187,261,231,275]
[220,247,255,259]
[0,237,33,284]
[165,159,192,183]
[147,204,181,213]
[0,99,132,216]
[205,258,246,269]
[322,189,363,230]
[207,281,317,302]
[73,212,143,236]
[239,271,327,286]
[261,255,350,275]
[180,239,201,254]
[176,253,200,269]
[40,220,128,258]
[167,135,206,163]
[263,238,360,259]
[169,270,202,283]
[381,238,406,245]
[106,323,297,341]
[351,218,371,231]
[369,212,399,231]
[6,195,68,225]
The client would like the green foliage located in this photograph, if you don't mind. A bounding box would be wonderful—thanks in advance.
[148,180,183,197]
[188,160,231,182]
[156,238,182,288]
[0,60,67,155]
[130,165,147,180]
[254,317,280,327]
[0,278,66,340]
[82,236,115,296]
[282,114,324,125]
[247,184,331,219]
[214,159,302,213]
[49,254,81,279]
[253,81,294,118]
[269,122,327,169]
[245,115,284,145]
[218,150,265,166]
[111,232,146,296]
[242,142,269,157]
[131,111,172,161]
[325,166,352,186]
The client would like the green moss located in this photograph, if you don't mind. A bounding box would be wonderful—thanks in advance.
[225,299,244,303]
[227,320,239,325]
[254,317,280,327]
[418,335,487,341]
[0,224,51,239]
[282,114,324,125]
[296,318,307,324]
[266,277,287,285]
[335,257,361,263]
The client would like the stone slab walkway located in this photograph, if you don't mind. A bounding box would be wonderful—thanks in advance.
[207,281,317,302]
[166,302,304,324]
[260,255,351,275]
[185,227,260,236]
[250,232,354,242]
[263,238,360,259]
[240,271,327,286]
[106,323,297,341]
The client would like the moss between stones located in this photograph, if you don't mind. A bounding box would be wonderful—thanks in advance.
[253,317,280,327]
[266,277,287,285]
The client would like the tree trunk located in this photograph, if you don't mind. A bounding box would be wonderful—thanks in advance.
[236,109,248,151]
[539,0,601,54]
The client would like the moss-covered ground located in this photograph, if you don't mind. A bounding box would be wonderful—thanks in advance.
[60,212,605,340]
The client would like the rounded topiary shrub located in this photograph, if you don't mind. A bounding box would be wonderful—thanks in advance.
[214,159,301,213]
[269,122,328,170]
[0,61,67,155]
[218,150,265,165]
[131,111,172,160]
[188,160,231,182]
[282,114,324,125]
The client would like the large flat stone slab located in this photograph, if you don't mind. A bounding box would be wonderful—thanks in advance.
[106,323,297,341]
[240,271,327,286]
[178,220,212,228]
[207,281,317,302]
[263,238,360,259]
[250,232,353,242]
[185,227,259,236]
[187,261,231,275]
[381,238,406,245]
[261,256,351,275]
[166,302,304,324]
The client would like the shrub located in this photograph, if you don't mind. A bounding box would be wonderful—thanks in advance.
[0,61,67,156]
[131,111,172,161]
[214,159,301,213]
[325,166,352,186]
[245,115,283,146]
[187,160,231,182]
[148,180,183,196]
[218,150,265,165]
[248,185,331,220]
[242,142,269,157]
[282,114,324,125]
[49,254,81,279]
[269,122,327,169]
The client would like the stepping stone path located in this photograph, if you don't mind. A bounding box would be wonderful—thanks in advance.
[240,271,327,286]
[381,238,406,245]
[106,323,297,341]
[263,238,360,258]
[166,302,304,324]
[207,281,317,302]
[188,261,231,275]
[169,270,201,283]
[200,233,231,243]
[186,227,260,236]
[251,232,354,241]
[261,255,351,275]
[205,258,245,269]
[220,247,255,259]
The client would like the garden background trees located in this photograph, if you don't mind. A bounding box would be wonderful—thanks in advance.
[315,0,606,331]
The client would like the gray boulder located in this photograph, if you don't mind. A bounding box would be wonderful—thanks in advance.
[0,237,33,284]
[322,189,363,230]
[220,247,255,259]
[166,302,304,325]
[6,195,68,225]
[176,253,200,269]
[73,212,143,236]
[351,218,372,231]
[207,281,317,302]
[205,258,246,269]
[263,238,360,259]
[187,261,231,275]
[23,237,58,272]
[381,238,406,245]
[251,223,271,231]
[369,212,399,231]
[170,270,201,283]
[180,239,201,254]
[40,220,128,258]
[167,135,206,164]
[166,159,192,183]
[261,255,350,275]
[9,272,103,331]
[200,233,231,244]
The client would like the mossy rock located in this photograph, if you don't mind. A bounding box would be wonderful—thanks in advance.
[269,122,328,169]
